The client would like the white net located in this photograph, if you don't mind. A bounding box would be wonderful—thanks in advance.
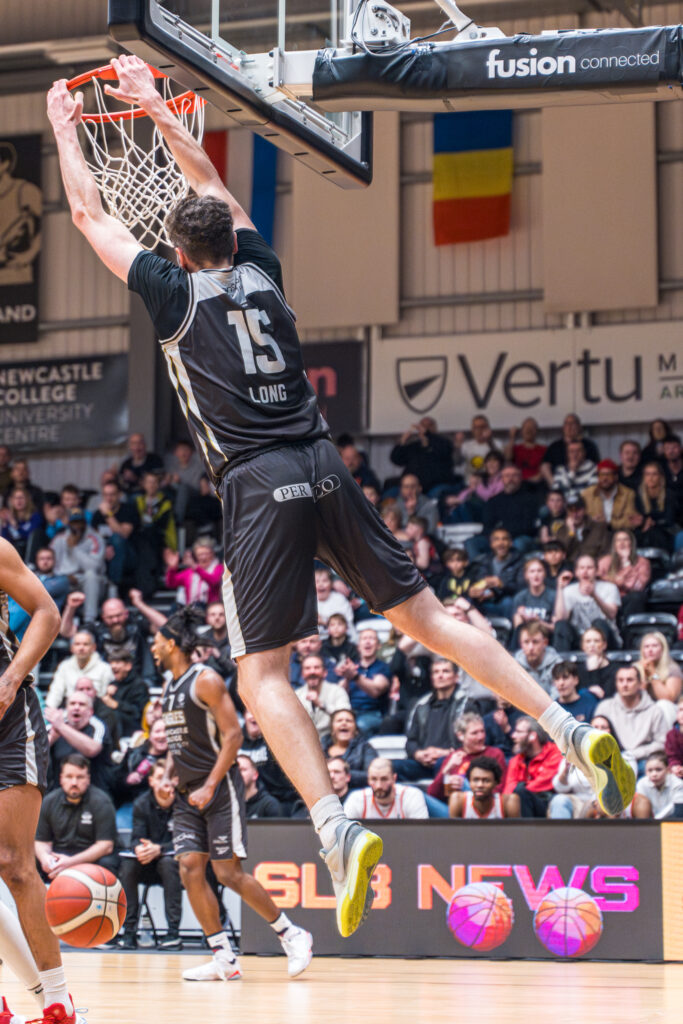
[78,73,205,249]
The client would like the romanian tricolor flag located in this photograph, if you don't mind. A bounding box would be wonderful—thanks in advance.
[433,110,513,245]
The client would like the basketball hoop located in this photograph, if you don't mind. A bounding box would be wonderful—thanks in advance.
[67,64,205,249]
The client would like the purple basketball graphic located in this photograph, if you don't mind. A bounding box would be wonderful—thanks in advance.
[533,886,603,957]
[446,882,514,951]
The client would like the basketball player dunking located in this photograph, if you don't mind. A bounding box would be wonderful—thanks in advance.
[48,55,634,940]
[153,607,312,980]
[0,537,84,1024]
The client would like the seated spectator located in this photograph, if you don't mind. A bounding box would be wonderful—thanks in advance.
[8,458,44,512]
[483,698,524,758]
[578,626,617,699]
[454,415,495,475]
[541,413,600,486]
[662,433,683,511]
[641,418,671,465]
[538,490,566,544]
[0,444,12,499]
[164,537,222,605]
[595,665,670,772]
[390,416,456,495]
[514,622,561,694]
[427,712,507,804]
[633,461,679,553]
[504,417,546,487]
[555,495,610,563]
[321,709,376,791]
[343,757,428,819]
[548,713,636,819]
[239,710,300,815]
[635,632,682,716]
[550,661,598,723]
[468,527,523,618]
[597,529,651,624]
[326,756,352,804]
[45,629,114,708]
[480,465,540,551]
[553,554,621,651]
[61,593,150,678]
[404,515,441,578]
[1,486,44,562]
[635,751,683,819]
[442,450,503,523]
[335,628,390,735]
[541,538,571,585]
[502,717,562,818]
[100,648,150,741]
[400,658,470,780]
[119,432,164,494]
[315,568,355,639]
[665,696,683,779]
[618,439,643,491]
[295,654,351,738]
[362,484,381,507]
[121,718,169,808]
[51,511,107,621]
[379,631,433,734]
[238,754,282,819]
[435,548,475,602]
[449,757,521,819]
[187,475,222,542]
[44,484,91,540]
[393,474,438,534]
[117,761,182,949]
[289,633,337,687]
[91,478,139,587]
[74,675,119,749]
[338,441,381,493]
[133,471,177,596]
[129,696,164,750]
[8,546,69,640]
[441,598,497,712]
[381,506,411,548]
[321,612,359,668]
[511,557,555,644]
[581,460,638,531]
[165,438,204,532]
[35,754,117,879]
[551,440,598,498]
[47,691,114,795]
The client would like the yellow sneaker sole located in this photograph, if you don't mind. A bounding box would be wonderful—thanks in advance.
[337,831,383,938]
[584,730,636,817]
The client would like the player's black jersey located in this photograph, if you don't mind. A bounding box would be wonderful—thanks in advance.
[0,586,32,688]
[161,663,222,789]
[128,229,328,484]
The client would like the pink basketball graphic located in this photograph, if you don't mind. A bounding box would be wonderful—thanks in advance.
[533,886,603,957]
[446,882,514,951]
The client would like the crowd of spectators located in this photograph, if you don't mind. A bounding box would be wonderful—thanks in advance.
[1,415,682,943]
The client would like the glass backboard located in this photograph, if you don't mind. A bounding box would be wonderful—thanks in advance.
[108,0,372,187]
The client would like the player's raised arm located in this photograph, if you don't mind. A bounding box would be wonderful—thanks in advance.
[47,78,142,282]
[105,54,255,231]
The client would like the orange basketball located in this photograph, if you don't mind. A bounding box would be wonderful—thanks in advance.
[45,865,126,947]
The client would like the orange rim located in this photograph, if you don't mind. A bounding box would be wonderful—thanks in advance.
[66,63,204,123]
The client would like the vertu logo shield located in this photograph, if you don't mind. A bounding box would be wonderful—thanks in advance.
[396,357,448,413]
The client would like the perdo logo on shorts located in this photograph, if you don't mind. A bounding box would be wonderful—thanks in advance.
[273,475,340,503]
[485,46,660,79]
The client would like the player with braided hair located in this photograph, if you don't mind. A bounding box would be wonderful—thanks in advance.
[153,607,312,981]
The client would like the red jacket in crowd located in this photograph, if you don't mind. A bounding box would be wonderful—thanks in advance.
[503,742,562,794]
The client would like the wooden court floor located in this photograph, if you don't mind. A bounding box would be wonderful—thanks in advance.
[3,952,683,1024]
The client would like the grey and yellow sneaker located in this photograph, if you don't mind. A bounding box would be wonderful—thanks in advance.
[566,723,636,816]
[320,821,383,938]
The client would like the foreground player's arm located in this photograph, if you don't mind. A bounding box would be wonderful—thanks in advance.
[105,55,255,230]
[47,79,142,282]
[0,538,60,721]
[189,669,243,810]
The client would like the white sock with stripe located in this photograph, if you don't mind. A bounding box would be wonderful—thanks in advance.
[0,902,44,1008]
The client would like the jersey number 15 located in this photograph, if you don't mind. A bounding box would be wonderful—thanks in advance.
[228,309,285,376]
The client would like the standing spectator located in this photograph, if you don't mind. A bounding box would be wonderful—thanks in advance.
[401,659,469,779]
[553,554,621,651]
[514,622,562,694]
[99,648,150,740]
[321,709,375,790]
[538,490,567,544]
[480,465,539,549]
[555,495,610,562]
[336,628,390,735]
[343,758,428,819]
[295,654,351,738]
[468,527,523,618]
[635,751,683,818]
[578,626,617,700]
[321,612,359,669]
[449,757,521,819]
[483,698,524,758]
[427,712,507,803]
[315,568,355,638]
[454,415,495,474]
[390,417,456,495]
[442,450,504,523]
[618,439,643,491]
[119,432,164,494]
[551,440,598,498]
[239,710,300,815]
[597,530,651,623]
[91,478,139,587]
[641,418,672,465]
[633,462,679,552]
[511,558,556,641]
[165,438,204,532]
[238,754,282,819]
[51,511,107,621]
[435,548,475,602]
[393,473,438,534]
[118,761,183,948]
[503,717,562,818]
[46,691,113,795]
[45,629,114,708]
[133,470,177,595]
[635,632,682,709]
[164,537,222,605]
[550,661,598,723]
[581,460,638,531]
[541,414,600,485]
[665,696,683,778]
[326,757,352,804]
[7,546,70,640]
[504,417,546,486]
[35,754,117,879]
[596,665,669,771]
[1,487,44,562]
[337,442,381,493]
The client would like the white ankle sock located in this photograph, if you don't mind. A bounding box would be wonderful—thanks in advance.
[310,795,346,851]
[269,912,295,938]
[0,903,43,1008]
[207,930,236,962]
[538,702,577,754]
[38,967,72,1015]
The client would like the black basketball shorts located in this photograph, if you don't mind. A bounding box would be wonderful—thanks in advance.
[218,437,427,658]
[172,772,247,862]
[0,685,49,794]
